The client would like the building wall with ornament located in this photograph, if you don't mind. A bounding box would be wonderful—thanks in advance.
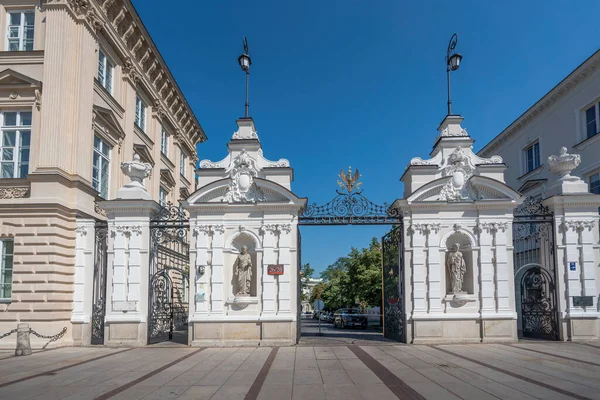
[0,0,206,347]
[479,48,600,197]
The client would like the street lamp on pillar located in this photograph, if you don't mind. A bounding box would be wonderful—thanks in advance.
[238,36,252,118]
[445,33,463,116]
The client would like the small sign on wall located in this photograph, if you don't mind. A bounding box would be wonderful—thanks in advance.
[569,262,576,271]
[573,296,593,307]
[267,264,284,275]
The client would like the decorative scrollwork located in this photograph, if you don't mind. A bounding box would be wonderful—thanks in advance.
[148,201,190,344]
[521,267,557,340]
[151,201,189,224]
[514,196,552,217]
[91,221,108,345]
[300,168,400,225]
[300,190,400,225]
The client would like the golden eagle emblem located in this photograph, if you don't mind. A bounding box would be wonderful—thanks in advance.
[337,166,362,192]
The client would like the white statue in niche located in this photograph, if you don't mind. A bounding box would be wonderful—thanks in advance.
[446,243,467,294]
[234,245,253,296]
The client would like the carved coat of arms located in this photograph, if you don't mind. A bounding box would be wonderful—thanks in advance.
[222,150,266,203]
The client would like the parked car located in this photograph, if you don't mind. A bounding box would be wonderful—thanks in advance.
[333,308,367,329]
[326,312,335,323]
[312,311,320,320]
[320,311,329,321]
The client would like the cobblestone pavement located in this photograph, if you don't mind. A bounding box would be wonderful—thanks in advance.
[0,341,599,400]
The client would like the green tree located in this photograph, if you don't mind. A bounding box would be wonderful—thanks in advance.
[318,238,382,311]
[300,263,314,301]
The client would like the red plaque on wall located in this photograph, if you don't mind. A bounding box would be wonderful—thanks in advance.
[267,264,284,275]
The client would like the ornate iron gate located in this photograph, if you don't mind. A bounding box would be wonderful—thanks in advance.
[382,225,404,342]
[513,196,558,340]
[91,221,108,345]
[148,202,190,344]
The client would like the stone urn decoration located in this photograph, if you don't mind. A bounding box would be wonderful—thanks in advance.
[117,153,152,200]
[547,147,581,181]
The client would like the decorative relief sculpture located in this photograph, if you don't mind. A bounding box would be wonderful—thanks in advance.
[446,243,467,295]
[560,219,596,232]
[234,245,253,296]
[478,221,509,234]
[547,147,581,181]
[440,147,476,201]
[222,150,265,203]
[0,187,29,199]
[75,225,88,237]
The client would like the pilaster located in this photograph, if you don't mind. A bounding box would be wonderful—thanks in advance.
[71,219,95,344]
[410,225,427,314]
[191,225,211,316]
[260,224,277,315]
[477,222,496,315]
[278,224,293,314]
[210,225,225,314]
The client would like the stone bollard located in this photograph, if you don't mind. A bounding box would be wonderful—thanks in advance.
[15,323,32,356]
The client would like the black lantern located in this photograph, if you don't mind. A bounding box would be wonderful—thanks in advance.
[239,37,251,118]
[445,33,463,115]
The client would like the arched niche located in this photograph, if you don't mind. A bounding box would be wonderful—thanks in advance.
[225,231,260,297]
[443,231,474,296]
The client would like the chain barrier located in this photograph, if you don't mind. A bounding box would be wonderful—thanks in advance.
[0,328,17,341]
[29,327,67,349]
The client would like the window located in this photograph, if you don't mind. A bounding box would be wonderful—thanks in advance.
[135,96,146,131]
[585,103,600,139]
[524,142,540,173]
[6,11,34,51]
[159,187,168,206]
[97,50,114,94]
[1,111,31,178]
[590,173,600,195]
[0,239,13,301]
[92,136,110,198]
[160,127,168,155]
[180,152,187,176]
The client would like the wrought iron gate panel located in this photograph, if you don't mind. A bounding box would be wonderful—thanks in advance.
[148,202,190,344]
[299,168,400,225]
[91,221,108,345]
[382,225,404,342]
[520,267,557,340]
[513,196,558,340]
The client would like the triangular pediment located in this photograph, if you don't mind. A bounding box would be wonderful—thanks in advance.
[0,69,41,88]
[160,169,176,188]
[93,105,126,140]
[408,175,521,203]
[133,143,155,166]
[518,179,546,195]
[187,177,306,205]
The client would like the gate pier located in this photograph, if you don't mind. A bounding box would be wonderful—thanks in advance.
[99,155,159,346]
[394,115,521,344]
[542,149,600,341]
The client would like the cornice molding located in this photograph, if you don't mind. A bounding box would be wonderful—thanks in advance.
[41,0,207,152]
[88,0,207,149]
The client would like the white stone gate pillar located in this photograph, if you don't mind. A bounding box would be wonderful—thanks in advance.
[99,154,157,346]
[210,225,225,315]
[544,147,600,340]
[71,218,95,345]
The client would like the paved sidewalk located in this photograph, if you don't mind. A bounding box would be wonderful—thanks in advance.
[0,341,598,399]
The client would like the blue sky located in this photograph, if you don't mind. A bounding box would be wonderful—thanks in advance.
[133,0,600,276]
